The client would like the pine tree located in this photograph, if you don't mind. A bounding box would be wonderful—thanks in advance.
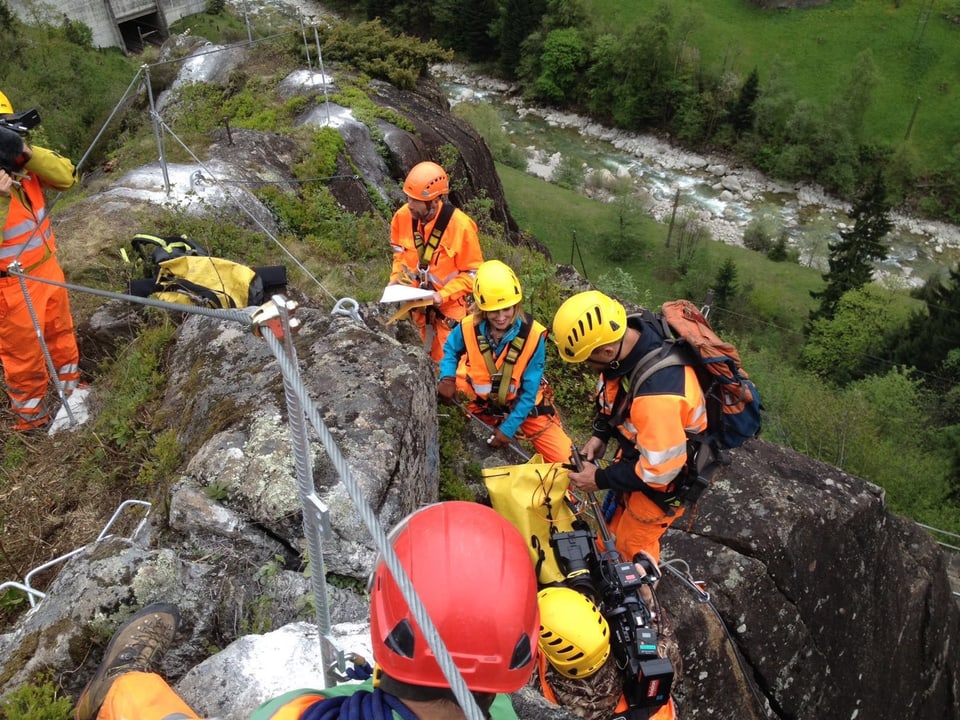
[711,257,739,330]
[809,170,891,324]
[889,265,960,379]
[729,67,760,136]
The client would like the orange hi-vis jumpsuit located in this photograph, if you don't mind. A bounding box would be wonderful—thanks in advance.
[0,146,80,430]
[389,200,482,362]
[440,312,571,463]
[592,316,706,564]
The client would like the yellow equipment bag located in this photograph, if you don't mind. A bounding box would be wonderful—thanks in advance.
[482,455,577,585]
[153,256,261,309]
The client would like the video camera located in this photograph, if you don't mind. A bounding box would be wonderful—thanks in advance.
[0,108,41,136]
[0,109,40,176]
[549,446,674,710]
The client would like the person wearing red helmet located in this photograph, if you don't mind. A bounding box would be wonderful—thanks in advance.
[389,161,483,362]
[73,502,540,720]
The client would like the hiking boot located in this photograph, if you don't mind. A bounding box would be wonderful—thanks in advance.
[74,603,181,720]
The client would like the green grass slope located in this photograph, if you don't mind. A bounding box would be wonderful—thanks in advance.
[586,0,960,172]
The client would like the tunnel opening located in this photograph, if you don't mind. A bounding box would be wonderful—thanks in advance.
[117,13,166,53]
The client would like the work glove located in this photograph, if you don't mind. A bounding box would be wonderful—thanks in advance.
[487,428,512,449]
[437,376,457,405]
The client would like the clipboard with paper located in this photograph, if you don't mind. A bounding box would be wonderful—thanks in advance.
[380,284,435,324]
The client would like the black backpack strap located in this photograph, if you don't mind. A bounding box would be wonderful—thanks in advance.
[608,344,685,428]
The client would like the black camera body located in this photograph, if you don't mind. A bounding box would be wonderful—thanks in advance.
[0,108,41,136]
[550,523,674,710]
[0,109,41,175]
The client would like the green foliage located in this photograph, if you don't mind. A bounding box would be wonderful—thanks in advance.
[810,171,892,323]
[317,19,453,90]
[206,0,226,14]
[0,586,28,615]
[168,8,251,44]
[551,154,584,191]
[802,286,912,385]
[742,215,777,253]
[533,27,588,102]
[0,19,136,164]
[711,257,739,322]
[437,409,478,501]
[1,433,27,470]
[257,127,391,267]
[61,16,92,48]
[136,429,184,489]
[453,102,528,170]
[293,127,345,182]
[742,345,957,532]
[729,68,760,135]
[146,209,270,266]
[766,232,794,263]
[94,324,174,449]
[493,0,547,79]
[889,265,960,382]
[599,196,649,262]
[0,672,72,720]
[596,268,643,303]
[330,83,413,132]
[166,76,301,135]
[204,478,231,500]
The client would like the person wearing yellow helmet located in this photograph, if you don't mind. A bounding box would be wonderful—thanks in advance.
[0,89,82,432]
[551,290,707,564]
[533,576,678,720]
[437,259,571,462]
[388,161,483,362]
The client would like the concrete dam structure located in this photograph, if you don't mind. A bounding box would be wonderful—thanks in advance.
[8,0,207,52]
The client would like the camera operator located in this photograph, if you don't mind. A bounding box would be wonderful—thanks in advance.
[0,90,81,432]
[531,557,679,720]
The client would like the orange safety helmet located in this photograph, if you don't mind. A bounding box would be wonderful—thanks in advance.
[403,161,449,201]
[0,91,13,115]
[369,501,539,693]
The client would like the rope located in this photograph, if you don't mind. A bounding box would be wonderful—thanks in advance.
[153,115,341,304]
[300,688,417,720]
[259,326,486,720]
[660,559,774,719]
[5,265,255,325]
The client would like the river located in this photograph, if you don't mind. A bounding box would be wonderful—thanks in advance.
[245,0,960,289]
[432,63,960,290]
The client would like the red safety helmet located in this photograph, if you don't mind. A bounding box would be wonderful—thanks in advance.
[369,501,539,693]
[403,161,449,201]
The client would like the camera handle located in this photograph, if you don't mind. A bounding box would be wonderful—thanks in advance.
[570,443,619,553]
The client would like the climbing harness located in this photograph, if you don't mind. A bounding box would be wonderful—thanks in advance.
[412,200,455,277]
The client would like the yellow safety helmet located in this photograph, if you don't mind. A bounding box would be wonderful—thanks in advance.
[537,587,611,679]
[403,161,449,201]
[0,91,13,115]
[474,260,522,311]
[552,290,627,363]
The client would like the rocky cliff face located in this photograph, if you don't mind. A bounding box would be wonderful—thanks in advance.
[1,305,956,720]
[0,33,957,720]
